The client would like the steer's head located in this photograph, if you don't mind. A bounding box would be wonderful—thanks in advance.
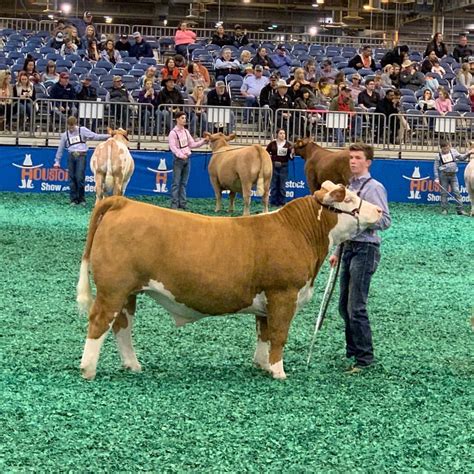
[314,180,382,245]
[203,132,236,150]
[293,137,312,158]
[107,128,129,142]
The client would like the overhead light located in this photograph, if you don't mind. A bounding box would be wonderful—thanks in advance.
[317,0,325,3]
[163,19,168,26]
[47,14,54,19]
[104,16,113,23]
[272,24,278,28]
[243,0,251,3]
[60,3,72,14]
[312,3,319,6]
[309,26,318,36]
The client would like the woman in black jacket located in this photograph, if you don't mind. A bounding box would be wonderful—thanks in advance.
[424,32,448,59]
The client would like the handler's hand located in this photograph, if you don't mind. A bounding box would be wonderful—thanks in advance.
[53,162,60,168]
[329,255,338,268]
[434,178,439,183]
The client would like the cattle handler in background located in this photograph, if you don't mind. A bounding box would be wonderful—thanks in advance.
[54,116,111,206]
[329,143,391,374]
[168,111,208,210]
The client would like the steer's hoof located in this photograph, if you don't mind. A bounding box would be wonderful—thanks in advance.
[123,362,142,372]
[80,366,96,380]
[269,361,286,380]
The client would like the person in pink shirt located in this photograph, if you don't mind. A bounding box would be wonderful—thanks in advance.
[168,111,209,209]
[434,88,453,114]
[174,21,197,59]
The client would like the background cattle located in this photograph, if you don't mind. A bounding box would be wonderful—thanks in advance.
[464,158,474,217]
[90,128,135,203]
[294,138,351,194]
[76,182,382,381]
[205,132,273,215]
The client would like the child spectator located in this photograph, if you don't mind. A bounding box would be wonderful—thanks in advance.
[434,88,452,114]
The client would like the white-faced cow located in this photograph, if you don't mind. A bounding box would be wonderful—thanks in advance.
[205,132,273,215]
[90,128,135,203]
[77,181,383,380]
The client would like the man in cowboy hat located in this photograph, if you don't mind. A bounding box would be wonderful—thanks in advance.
[400,59,425,92]
[157,76,184,134]
[269,79,293,128]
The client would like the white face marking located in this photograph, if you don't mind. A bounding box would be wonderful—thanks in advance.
[253,340,270,370]
[238,291,268,316]
[296,279,314,312]
[269,360,286,379]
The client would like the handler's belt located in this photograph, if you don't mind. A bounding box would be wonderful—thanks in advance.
[70,151,86,157]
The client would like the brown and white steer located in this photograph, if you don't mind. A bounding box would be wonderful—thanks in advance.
[77,181,382,380]
[464,158,474,217]
[90,128,135,203]
[294,138,351,194]
[205,132,273,215]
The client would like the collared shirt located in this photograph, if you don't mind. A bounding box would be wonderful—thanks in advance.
[55,126,110,164]
[240,74,269,97]
[433,148,470,179]
[349,173,391,244]
[168,125,205,159]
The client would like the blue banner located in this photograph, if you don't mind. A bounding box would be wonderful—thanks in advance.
[1,146,469,204]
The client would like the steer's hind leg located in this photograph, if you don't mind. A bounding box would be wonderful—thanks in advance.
[242,183,252,216]
[254,316,270,371]
[210,176,223,212]
[113,294,142,373]
[228,191,236,213]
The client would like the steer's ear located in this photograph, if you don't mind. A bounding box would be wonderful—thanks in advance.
[327,185,346,203]
[203,131,211,140]
[226,133,237,141]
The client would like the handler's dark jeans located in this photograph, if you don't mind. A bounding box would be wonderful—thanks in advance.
[68,152,86,203]
[439,171,463,212]
[339,241,380,367]
[171,156,190,209]
[270,162,288,206]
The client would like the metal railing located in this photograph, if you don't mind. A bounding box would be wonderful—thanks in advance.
[0,17,38,32]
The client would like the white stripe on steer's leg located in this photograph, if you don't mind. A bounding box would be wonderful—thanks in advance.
[269,360,286,379]
[115,310,142,372]
[253,340,270,371]
[80,331,109,380]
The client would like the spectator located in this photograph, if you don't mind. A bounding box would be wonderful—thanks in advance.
[82,25,97,51]
[215,48,240,80]
[206,81,234,133]
[373,75,385,99]
[400,60,425,92]
[86,39,100,63]
[174,54,187,70]
[251,47,276,71]
[375,89,401,144]
[317,76,333,99]
[52,19,67,37]
[294,87,320,136]
[49,31,65,50]
[240,64,269,121]
[106,75,133,128]
[174,21,196,58]
[76,75,98,101]
[390,63,401,88]
[470,56,474,74]
[71,11,95,37]
[259,72,279,108]
[469,85,474,111]
[417,89,436,111]
[211,25,233,47]
[329,86,358,146]
[101,39,122,65]
[381,65,394,87]
[334,71,347,90]
[456,63,474,87]
[348,45,376,71]
[269,79,293,129]
[270,45,293,79]
[424,72,440,94]
[157,76,184,133]
[22,56,41,84]
[231,24,249,47]
[69,28,83,49]
[13,71,36,122]
[138,78,158,134]
[453,34,473,63]
[349,74,365,102]
[49,71,77,122]
[319,60,337,83]
[294,86,318,110]
[60,36,78,56]
[98,34,108,52]
[182,58,210,89]
[309,77,329,105]
[289,67,310,88]
[431,59,445,76]
[381,45,409,68]
[239,50,253,73]
[139,66,157,88]
[424,32,448,59]
[0,70,13,130]
[188,83,208,136]
[357,79,380,109]
[161,57,184,86]
[115,34,131,53]
[421,50,438,74]
[304,59,318,82]
[184,62,207,94]
[129,31,153,59]
[434,88,453,114]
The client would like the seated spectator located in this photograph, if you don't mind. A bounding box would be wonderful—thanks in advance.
[157,76,184,133]
[52,19,67,37]
[106,75,133,128]
[294,86,318,110]
[101,39,122,65]
[251,47,275,71]
[69,28,83,49]
[349,73,364,101]
[357,78,380,109]
[138,78,158,133]
[319,60,337,84]
[317,77,333,99]
[188,83,208,136]
[0,70,13,130]
[424,72,440,93]
[184,62,208,94]
[470,56,474,74]
[240,50,253,73]
[348,46,376,71]
[182,58,210,89]
[373,75,385,99]
[82,25,97,51]
[334,71,347,89]
[174,54,187,70]
[86,39,101,62]
[309,77,329,105]
[269,80,293,129]
[240,64,269,121]
[71,10,95,38]
[304,59,318,82]
[381,65,393,87]
[211,25,233,47]
[76,75,97,101]
[431,59,445,76]
[329,86,359,146]
[294,86,320,136]
[375,89,402,143]
[22,56,41,84]
[270,45,293,79]
[139,66,157,88]
[174,21,196,58]
[99,34,108,52]
[49,31,65,50]
[206,81,234,133]
[288,80,302,102]
[115,34,131,53]
[421,50,438,74]
[390,63,401,88]
[456,63,474,87]
[129,31,153,59]
[381,45,409,68]
[61,37,78,56]
[289,67,310,88]
[424,32,448,59]
[417,89,436,111]
[161,57,184,86]
[400,60,425,92]
[215,48,240,80]
[49,72,76,119]
[469,85,474,112]
[231,24,249,47]
[259,72,279,108]
[435,88,453,114]
[453,34,472,63]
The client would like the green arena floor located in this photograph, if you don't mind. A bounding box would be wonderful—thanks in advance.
[1,193,473,472]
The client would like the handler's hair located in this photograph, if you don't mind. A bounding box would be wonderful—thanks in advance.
[67,116,77,126]
[349,142,374,161]
[439,139,450,148]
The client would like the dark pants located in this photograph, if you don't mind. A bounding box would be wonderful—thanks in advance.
[439,171,463,212]
[339,241,381,367]
[270,162,288,206]
[171,156,190,209]
[68,152,86,203]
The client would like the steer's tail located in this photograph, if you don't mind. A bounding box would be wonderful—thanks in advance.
[76,196,127,314]
[256,146,268,197]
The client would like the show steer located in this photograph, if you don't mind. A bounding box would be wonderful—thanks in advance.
[294,138,351,193]
[465,157,474,217]
[77,181,383,380]
[205,132,273,215]
[90,128,135,203]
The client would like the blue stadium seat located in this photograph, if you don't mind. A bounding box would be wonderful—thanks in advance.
[96,60,113,71]
[56,59,73,69]
[45,53,62,61]
[453,84,468,94]
[75,60,92,70]
[140,57,157,66]
[110,68,128,76]
[40,46,56,55]
[65,54,81,63]
[453,102,471,113]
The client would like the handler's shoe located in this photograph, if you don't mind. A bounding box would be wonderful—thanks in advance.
[441,209,448,215]
[345,363,372,375]
[457,210,468,216]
